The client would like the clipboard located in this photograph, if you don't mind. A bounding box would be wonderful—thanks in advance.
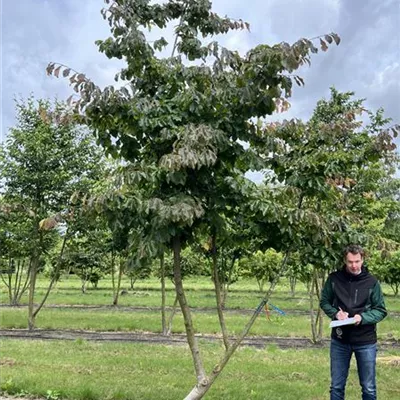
[329,317,356,328]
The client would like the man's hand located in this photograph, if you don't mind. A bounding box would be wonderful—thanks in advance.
[336,307,349,320]
[354,314,362,325]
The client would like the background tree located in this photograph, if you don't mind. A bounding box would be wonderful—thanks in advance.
[126,261,152,290]
[370,250,400,296]
[256,88,399,342]
[0,97,104,330]
[285,252,313,296]
[63,229,110,293]
[197,207,254,307]
[239,249,283,293]
[0,198,32,305]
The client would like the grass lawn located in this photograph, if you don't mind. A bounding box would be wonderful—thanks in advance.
[1,339,399,400]
[1,276,399,399]
[1,275,399,312]
[1,307,399,342]
[1,276,399,341]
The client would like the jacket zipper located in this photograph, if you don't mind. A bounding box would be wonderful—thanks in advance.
[354,289,358,304]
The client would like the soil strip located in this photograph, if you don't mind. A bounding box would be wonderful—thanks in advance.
[1,329,398,350]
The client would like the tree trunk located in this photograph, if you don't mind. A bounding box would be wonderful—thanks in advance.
[27,220,43,331]
[34,276,56,318]
[390,284,399,297]
[81,279,87,293]
[222,255,237,308]
[256,278,264,293]
[317,306,324,340]
[34,230,69,318]
[113,257,124,306]
[183,249,293,400]
[166,294,179,335]
[11,259,20,305]
[28,256,38,331]
[13,259,22,305]
[111,250,116,299]
[6,258,13,304]
[183,295,268,399]
[315,270,325,340]
[309,273,318,343]
[211,233,230,351]
[160,252,167,335]
[4,259,30,306]
[15,260,31,306]
[5,272,12,304]
[4,275,12,305]
[309,268,324,343]
[1,258,26,306]
[172,235,207,385]
[289,276,297,297]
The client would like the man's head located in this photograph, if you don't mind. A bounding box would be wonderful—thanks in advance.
[343,244,365,275]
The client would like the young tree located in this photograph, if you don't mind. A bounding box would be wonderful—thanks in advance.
[0,97,104,330]
[285,252,313,296]
[63,229,110,293]
[256,88,399,342]
[370,250,400,296]
[47,1,341,397]
[239,249,283,292]
[0,198,32,305]
[200,224,246,307]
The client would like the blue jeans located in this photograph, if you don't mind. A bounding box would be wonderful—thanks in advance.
[330,339,377,400]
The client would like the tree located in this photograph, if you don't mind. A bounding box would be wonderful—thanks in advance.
[239,249,283,292]
[256,88,399,342]
[47,1,341,397]
[156,246,206,335]
[195,199,255,312]
[0,97,104,330]
[285,252,313,296]
[126,261,152,289]
[0,197,33,305]
[63,229,110,293]
[371,250,400,296]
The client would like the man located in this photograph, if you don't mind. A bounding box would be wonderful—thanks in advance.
[320,244,387,400]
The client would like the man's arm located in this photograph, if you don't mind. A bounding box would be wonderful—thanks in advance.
[320,277,339,319]
[360,282,387,325]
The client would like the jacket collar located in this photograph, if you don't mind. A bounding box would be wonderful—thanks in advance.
[341,265,368,280]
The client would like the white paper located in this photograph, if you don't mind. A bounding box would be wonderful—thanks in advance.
[329,318,357,328]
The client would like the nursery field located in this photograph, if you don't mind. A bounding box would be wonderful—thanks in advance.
[1,276,399,400]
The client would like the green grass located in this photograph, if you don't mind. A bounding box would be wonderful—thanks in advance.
[2,275,399,312]
[1,276,400,341]
[1,338,399,400]
[1,276,399,399]
[1,307,399,341]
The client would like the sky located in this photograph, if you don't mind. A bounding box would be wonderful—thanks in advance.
[1,0,399,181]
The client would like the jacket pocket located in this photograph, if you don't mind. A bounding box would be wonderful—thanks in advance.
[354,288,370,308]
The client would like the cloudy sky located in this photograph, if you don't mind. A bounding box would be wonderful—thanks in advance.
[1,0,399,156]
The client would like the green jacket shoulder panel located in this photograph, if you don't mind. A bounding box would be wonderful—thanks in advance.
[320,276,338,319]
[360,281,387,325]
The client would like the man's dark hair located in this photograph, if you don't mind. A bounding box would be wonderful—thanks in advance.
[343,244,365,259]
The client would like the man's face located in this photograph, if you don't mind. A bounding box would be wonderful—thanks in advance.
[345,252,363,275]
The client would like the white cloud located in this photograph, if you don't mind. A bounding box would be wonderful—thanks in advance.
[1,0,399,151]
[367,62,400,119]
